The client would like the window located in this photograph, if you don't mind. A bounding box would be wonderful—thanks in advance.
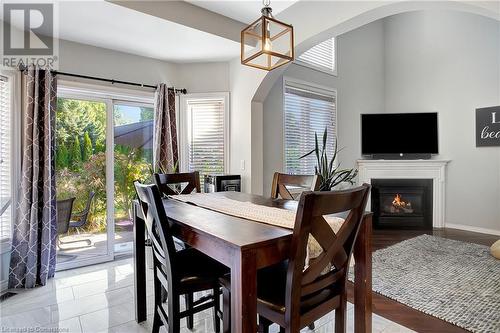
[180,94,228,182]
[0,75,12,249]
[284,80,336,175]
[296,37,336,75]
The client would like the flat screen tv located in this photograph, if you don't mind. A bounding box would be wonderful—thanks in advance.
[361,112,438,159]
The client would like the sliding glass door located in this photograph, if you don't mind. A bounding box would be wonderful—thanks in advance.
[113,102,154,256]
[55,86,154,269]
[55,95,114,269]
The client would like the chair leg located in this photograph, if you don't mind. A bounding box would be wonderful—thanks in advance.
[222,287,231,333]
[185,293,194,329]
[212,287,221,333]
[335,291,347,333]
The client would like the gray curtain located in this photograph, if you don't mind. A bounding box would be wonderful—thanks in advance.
[153,84,178,173]
[9,66,57,289]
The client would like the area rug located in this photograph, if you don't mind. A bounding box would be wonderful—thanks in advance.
[349,234,500,332]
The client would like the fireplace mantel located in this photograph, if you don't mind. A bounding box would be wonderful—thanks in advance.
[357,159,450,228]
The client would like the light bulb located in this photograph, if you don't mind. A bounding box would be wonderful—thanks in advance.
[264,37,272,52]
[263,21,272,52]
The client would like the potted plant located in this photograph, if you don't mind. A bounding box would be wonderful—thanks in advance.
[299,128,358,191]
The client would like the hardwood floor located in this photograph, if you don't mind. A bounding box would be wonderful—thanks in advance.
[347,228,498,333]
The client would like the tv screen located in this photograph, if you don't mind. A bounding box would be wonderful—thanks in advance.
[361,113,438,155]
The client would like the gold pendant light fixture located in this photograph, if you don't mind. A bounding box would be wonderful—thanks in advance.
[241,0,294,71]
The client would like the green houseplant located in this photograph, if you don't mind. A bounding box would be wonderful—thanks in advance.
[299,128,358,191]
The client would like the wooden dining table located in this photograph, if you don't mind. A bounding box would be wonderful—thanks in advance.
[133,191,372,333]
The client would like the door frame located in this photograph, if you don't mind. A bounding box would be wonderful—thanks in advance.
[56,82,154,270]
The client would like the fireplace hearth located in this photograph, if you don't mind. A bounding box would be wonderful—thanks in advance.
[371,179,433,229]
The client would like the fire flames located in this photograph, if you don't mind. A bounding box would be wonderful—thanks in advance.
[390,194,413,213]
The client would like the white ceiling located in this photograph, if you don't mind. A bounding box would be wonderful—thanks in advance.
[186,0,297,24]
[3,0,298,63]
[58,1,243,63]
[3,1,248,63]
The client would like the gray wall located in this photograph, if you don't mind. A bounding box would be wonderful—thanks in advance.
[262,10,500,232]
[59,39,230,94]
[263,19,386,196]
[383,11,500,231]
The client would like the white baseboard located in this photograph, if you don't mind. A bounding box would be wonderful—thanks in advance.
[445,223,500,236]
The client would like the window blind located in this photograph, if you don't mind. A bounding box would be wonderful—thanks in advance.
[0,75,12,244]
[187,98,226,178]
[284,83,336,175]
[297,38,336,73]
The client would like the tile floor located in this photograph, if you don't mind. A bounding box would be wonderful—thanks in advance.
[0,258,415,333]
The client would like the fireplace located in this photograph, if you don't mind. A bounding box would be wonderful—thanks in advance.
[371,179,433,229]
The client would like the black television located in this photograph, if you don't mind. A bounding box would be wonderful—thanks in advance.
[361,112,438,159]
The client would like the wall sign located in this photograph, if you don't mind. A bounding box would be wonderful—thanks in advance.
[476,106,500,147]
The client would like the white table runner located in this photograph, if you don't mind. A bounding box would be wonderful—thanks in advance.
[169,193,347,262]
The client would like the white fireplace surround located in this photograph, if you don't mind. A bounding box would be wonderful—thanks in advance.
[357,159,450,229]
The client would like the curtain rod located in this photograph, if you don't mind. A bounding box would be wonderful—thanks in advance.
[53,71,187,94]
[18,66,187,94]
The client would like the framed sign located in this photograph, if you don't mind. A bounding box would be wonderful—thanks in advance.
[476,106,500,147]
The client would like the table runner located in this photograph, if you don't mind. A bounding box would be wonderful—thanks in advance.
[169,193,347,262]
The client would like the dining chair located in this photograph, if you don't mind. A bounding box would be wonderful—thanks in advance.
[133,181,229,333]
[271,173,320,200]
[257,184,371,333]
[154,171,201,196]
[154,171,201,250]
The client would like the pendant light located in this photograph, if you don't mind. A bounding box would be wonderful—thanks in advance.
[241,0,294,71]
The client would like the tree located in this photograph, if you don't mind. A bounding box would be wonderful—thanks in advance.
[140,107,154,121]
[82,131,93,162]
[56,143,69,169]
[70,136,82,167]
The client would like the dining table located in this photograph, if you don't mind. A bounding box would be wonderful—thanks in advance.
[133,191,372,333]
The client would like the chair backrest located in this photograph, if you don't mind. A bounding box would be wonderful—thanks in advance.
[134,181,177,279]
[154,171,201,196]
[57,197,75,234]
[284,184,370,319]
[80,191,95,222]
[271,173,320,200]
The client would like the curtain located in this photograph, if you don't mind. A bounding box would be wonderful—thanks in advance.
[9,66,57,289]
[153,84,178,173]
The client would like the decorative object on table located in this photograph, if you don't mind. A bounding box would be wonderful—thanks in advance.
[349,235,500,333]
[241,0,294,71]
[204,174,241,192]
[299,127,358,191]
[491,239,500,259]
[476,106,500,147]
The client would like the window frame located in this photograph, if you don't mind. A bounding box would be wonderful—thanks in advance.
[282,77,338,175]
[179,92,230,175]
[0,70,21,256]
[294,37,338,76]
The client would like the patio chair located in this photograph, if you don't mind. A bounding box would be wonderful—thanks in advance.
[68,191,95,246]
[56,197,79,256]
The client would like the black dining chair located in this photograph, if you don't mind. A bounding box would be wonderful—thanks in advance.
[133,181,229,333]
[154,171,201,196]
[219,184,371,333]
